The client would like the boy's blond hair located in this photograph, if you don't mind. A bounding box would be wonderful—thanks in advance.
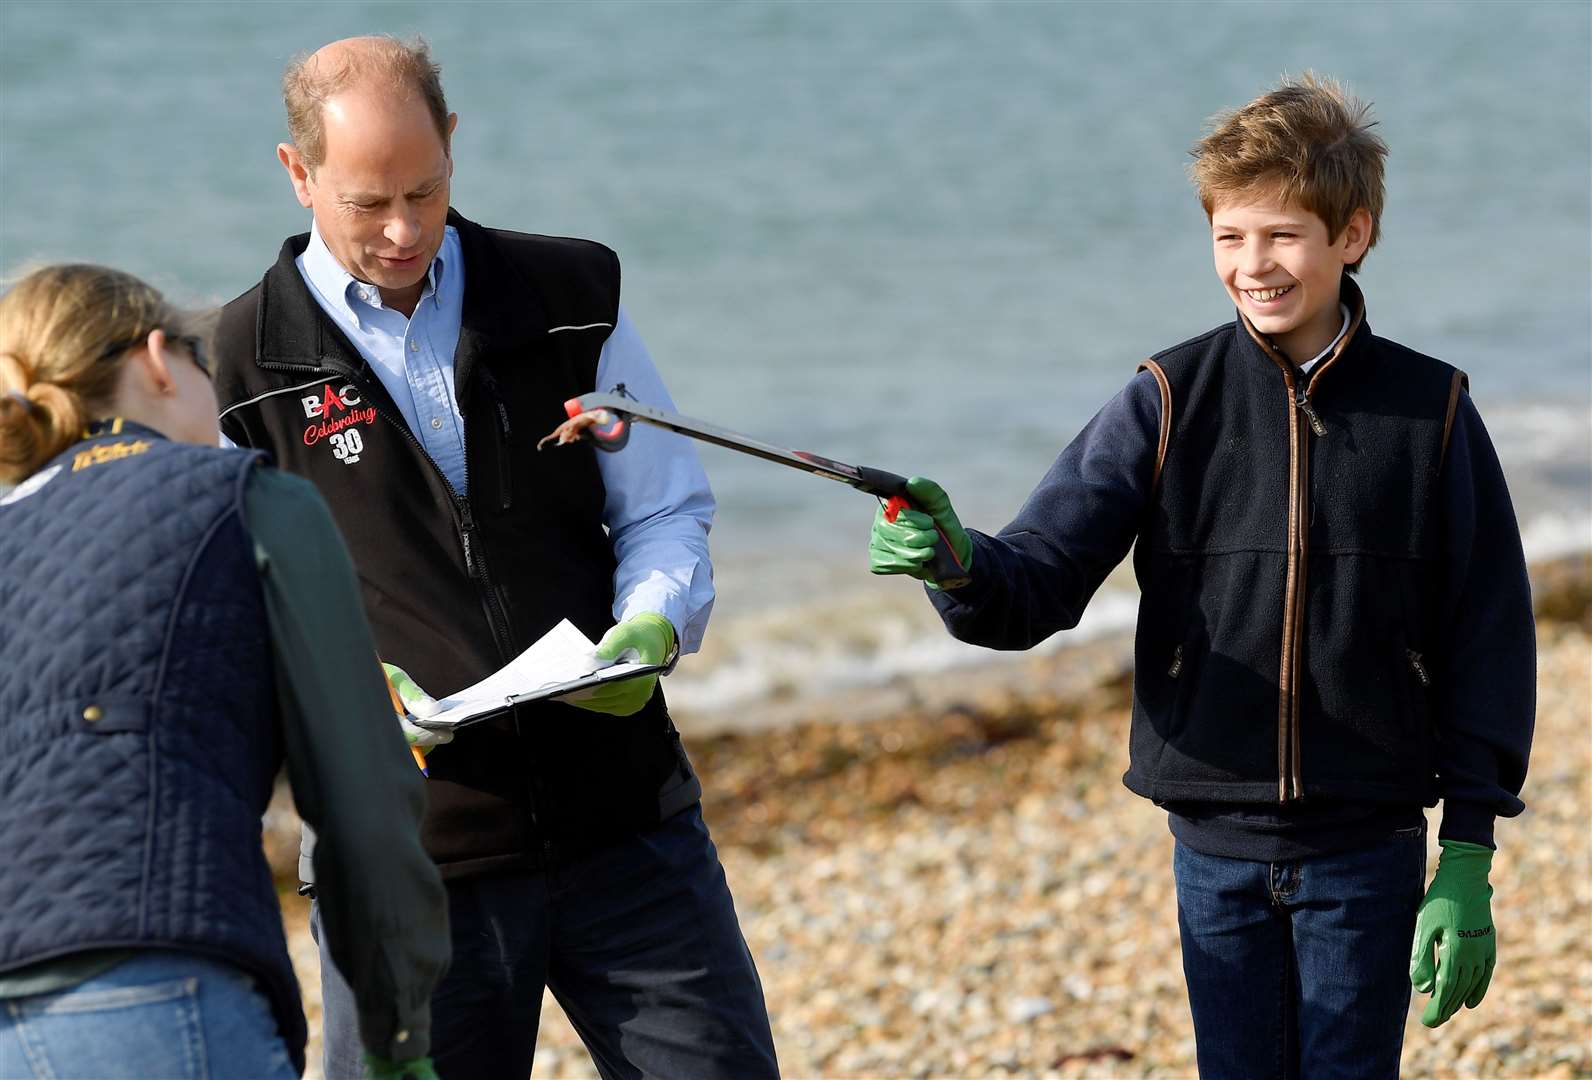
[1191,74,1388,272]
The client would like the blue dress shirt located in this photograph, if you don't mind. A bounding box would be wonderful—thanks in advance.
[288,221,717,654]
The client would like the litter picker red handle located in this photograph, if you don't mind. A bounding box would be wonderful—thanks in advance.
[563,398,630,450]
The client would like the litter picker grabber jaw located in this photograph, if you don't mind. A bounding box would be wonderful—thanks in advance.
[552,391,972,589]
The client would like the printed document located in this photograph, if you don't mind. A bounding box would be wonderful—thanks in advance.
[411,619,661,730]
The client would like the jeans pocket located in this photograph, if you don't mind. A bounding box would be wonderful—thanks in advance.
[9,974,206,1079]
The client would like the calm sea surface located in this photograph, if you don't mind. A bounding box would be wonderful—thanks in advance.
[4,1,1588,711]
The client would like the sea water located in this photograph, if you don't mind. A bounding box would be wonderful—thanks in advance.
[3,1,1587,717]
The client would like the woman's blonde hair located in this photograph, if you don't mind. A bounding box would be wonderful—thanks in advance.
[0,263,188,483]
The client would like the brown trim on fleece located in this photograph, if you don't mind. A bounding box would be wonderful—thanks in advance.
[1303,299,1366,395]
[1137,360,1173,493]
[1276,369,1301,801]
[1440,370,1470,471]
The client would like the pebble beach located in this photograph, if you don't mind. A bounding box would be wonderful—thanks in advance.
[279,555,1592,1078]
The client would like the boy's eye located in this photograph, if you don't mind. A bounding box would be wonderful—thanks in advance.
[1273,232,1295,239]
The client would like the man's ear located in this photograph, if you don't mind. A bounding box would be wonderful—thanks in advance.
[1340,208,1373,265]
[446,113,459,177]
[278,143,314,209]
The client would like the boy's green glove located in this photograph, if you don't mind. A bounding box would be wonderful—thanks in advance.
[569,612,676,717]
[363,1053,438,1080]
[868,476,974,589]
[381,662,453,751]
[1410,839,1497,1027]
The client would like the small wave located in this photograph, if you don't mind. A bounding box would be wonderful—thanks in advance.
[667,574,1139,715]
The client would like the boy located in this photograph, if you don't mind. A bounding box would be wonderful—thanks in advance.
[870,75,1534,1077]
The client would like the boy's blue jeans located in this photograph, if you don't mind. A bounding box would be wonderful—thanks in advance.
[1173,824,1427,1079]
[0,952,296,1079]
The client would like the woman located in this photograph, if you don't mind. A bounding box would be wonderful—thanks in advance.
[0,265,448,1079]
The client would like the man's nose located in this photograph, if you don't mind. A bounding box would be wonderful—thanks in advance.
[385,206,420,250]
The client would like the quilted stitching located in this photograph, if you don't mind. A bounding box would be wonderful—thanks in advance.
[0,436,302,1054]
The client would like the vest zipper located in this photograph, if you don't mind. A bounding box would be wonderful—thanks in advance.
[1277,365,1328,804]
[1277,370,1308,802]
[1406,649,1432,687]
[1168,644,1184,678]
[453,497,515,664]
[1245,302,1363,806]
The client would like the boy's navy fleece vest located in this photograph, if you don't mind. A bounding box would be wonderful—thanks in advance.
[213,209,699,878]
[0,429,305,1072]
[1128,277,1468,807]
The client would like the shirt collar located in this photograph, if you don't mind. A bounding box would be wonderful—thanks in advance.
[301,222,453,324]
[1301,303,1353,370]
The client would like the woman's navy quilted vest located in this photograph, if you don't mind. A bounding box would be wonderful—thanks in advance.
[0,424,306,1071]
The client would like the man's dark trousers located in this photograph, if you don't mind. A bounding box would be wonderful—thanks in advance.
[1173,826,1428,1079]
[312,805,778,1078]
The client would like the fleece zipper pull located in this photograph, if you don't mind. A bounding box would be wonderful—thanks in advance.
[1406,649,1432,687]
[1294,383,1327,436]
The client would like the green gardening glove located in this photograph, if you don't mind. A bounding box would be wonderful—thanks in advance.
[363,1053,439,1080]
[1410,839,1497,1027]
[569,612,676,717]
[868,476,974,589]
[381,662,453,753]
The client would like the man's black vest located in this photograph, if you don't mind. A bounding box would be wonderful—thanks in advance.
[0,428,306,1072]
[213,210,699,877]
[1127,278,1468,807]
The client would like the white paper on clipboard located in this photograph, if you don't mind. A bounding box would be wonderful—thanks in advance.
[409,619,661,731]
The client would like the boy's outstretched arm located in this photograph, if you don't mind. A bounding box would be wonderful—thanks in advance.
[870,371,1161,649]
[1409,392,1536,1028]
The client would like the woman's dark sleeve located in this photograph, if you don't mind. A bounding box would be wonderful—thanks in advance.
[244,466,450,1061]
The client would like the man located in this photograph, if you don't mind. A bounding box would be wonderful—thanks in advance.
[213,35,778,1080]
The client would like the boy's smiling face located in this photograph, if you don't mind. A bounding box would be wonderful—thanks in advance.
[1211,193,1372,364]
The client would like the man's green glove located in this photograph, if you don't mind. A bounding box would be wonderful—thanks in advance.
[381,662,453,752]
[1410,839,1497,1027]
[569,612,676,717]
[868,476,974,589]
[363,1053,439,1080]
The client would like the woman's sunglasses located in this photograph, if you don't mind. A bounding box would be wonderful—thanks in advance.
[97,331,212,380]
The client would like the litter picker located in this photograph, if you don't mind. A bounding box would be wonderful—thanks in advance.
[544,391,971,588]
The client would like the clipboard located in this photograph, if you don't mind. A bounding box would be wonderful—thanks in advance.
[408,661,666,732]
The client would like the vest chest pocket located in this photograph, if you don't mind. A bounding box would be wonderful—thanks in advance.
[1134,558,1202,731]
[1163,638,1203,740]
[1405,647,1436,734]
[475,367,514,512]
[1391,642,1436,740]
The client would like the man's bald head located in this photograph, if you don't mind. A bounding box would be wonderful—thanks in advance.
[283,35,450,173]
